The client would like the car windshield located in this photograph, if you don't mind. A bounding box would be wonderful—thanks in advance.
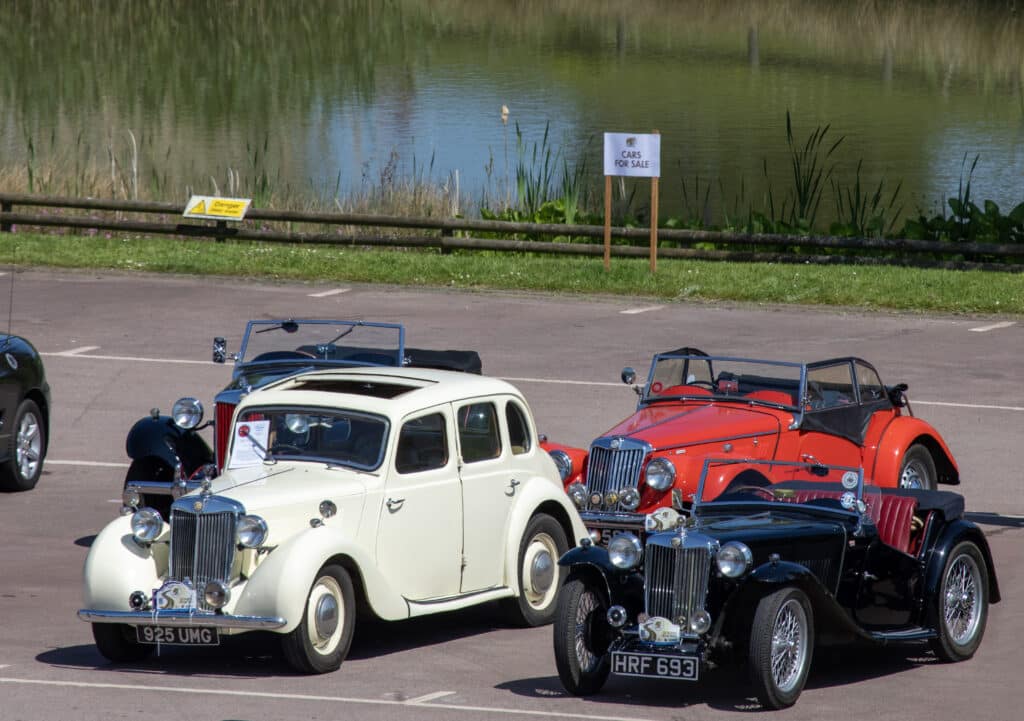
[642,353,804,409]
[691,458,884,524]
[238,320,405,367]
[228,407,390,471]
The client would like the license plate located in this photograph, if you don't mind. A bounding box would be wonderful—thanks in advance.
[135,626,220,646]
[592,527,645,547]
[611,651,699,681]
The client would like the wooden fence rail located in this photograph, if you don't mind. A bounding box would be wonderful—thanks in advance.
[1,192,1021,271]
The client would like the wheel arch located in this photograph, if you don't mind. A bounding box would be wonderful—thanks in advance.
[923,522,1001,611]
[874,419,959,486]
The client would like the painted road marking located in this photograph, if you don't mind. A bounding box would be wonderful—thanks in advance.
[405,691,456,704]
[47,460,130,468]
[969,321,1016,332]
[308,287,351,298]
[50,346,100,356]
[0,678,655,721]
[27,351,1024,413]
[620,305,664,315]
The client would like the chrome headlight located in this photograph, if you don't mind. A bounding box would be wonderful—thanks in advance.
[608,532,643,570]
[716,541,753,578]
[203,580,231,609]
[171,397,204,430]
[620,487,641,511]
[130,508,164,543]
[236,515,268,548]
[122,487,141,509]
[549,450,573,481]
[644,457,676,491]
[567,482,587,507]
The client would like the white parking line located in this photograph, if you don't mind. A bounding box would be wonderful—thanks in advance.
[914,400,1024,412]
[969,321,1016,332]
[50,346,101,356]
[405,691,456,704]
[0,678,654,721]
[40,352,212,365]
[620,305,664,315]
[47,460,130,468]
[502,376,622,388]
[308,288,350,298]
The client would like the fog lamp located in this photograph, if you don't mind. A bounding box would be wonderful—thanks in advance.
[689,610,712,634]
[620,487,641,511]
[203,580,231,609]
[568,482,587,507]
[607,605,628,628]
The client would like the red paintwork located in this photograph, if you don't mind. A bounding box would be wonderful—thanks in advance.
[543,392,958,516]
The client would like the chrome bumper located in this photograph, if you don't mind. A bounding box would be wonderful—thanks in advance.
[78,609,287,630]
[125,480,201,497]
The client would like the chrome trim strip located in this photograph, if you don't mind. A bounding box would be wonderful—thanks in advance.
[77,609,286,630]
[126,480,201,496]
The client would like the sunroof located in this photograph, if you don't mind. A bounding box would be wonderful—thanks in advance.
[288,379,419,399]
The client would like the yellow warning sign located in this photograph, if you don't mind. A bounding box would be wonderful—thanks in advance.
[183,195,251,221]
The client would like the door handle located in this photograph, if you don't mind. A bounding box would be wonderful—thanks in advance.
[386,497,405,512]
[505,479,520,496]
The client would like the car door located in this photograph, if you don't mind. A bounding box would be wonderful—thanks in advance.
[375,407,463,601]
[457,397,516,593]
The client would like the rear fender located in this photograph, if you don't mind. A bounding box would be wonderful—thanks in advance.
[125,415,214,476]
[873,417,959,485]
[923,521,1001,613]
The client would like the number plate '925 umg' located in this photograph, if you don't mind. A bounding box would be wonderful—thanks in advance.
[611,651,699,680]
[136,626,220,646]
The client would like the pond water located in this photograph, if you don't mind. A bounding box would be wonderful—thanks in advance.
[1,0,1021,227]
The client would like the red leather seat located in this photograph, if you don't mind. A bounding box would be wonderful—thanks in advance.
[744,389,795,405]
[784,489,918,554]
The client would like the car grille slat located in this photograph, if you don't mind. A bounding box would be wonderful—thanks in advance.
[586,438,648,510]
[169,503,239,611]
[645,541,711,632]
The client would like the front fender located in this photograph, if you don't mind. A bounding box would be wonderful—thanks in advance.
[873,417,960,486]
[503,476,589,593]
[82,516,164,610]
[558,545,644,610]
[235,523,408,630]
[125,415,214,476]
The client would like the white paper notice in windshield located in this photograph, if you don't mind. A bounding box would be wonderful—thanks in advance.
[228,420,271,469]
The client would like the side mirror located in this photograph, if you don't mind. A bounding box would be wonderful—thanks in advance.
[213,337,227,364]
[621,367,637,385]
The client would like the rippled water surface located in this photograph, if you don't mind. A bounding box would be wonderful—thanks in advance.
[2,0,1021,224]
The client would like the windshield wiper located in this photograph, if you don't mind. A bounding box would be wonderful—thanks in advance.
[255,319,300,334]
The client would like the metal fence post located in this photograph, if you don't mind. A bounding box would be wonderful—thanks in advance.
[1,201,11,233]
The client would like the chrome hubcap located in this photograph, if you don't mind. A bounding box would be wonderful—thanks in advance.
[16,411,41,480]
[523,532,558,609]
[944,555,982,645]
[770,599,807,693]
[306,576,343,653]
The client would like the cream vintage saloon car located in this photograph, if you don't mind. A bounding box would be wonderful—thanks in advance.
[79,367,586,673]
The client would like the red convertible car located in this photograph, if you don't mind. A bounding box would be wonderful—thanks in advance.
[544,349,958,537]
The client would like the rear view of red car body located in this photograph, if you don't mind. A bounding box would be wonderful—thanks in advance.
[544,349,958,534]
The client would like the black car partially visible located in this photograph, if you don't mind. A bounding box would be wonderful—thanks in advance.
[0,334,50,491]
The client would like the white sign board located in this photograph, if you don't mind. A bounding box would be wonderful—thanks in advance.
[228,420,271,469]
[603,132,661,178]
[184,195,251,221]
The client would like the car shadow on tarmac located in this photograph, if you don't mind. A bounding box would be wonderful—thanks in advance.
[497,644,930,713]
[38,601,507,677]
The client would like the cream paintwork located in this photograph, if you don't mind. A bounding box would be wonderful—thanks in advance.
[82,366,586,639]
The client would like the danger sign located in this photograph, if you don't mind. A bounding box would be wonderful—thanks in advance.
[184,195,251,221]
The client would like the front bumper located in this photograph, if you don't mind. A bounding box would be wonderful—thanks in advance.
[125,479,202,499]
[78,608,286,631]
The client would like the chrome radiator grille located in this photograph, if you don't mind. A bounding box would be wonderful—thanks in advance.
[585,438,648,510]
[169,497,241,609]
[644,541,712,627]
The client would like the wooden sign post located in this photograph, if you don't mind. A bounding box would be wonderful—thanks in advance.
[602,130,661,272]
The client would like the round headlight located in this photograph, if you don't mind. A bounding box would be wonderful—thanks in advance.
[130,507,164,543]
[204,580,231,609]
[567,482,587,507]
[122,488,141,509]
[549,450,573,482]
[689,609,712,634]
[171,397,204,430]
[716,541,753,578]
[645,457,676,492]
[608,533,643,570]
[236,515,268,548]
[620,487,641,511]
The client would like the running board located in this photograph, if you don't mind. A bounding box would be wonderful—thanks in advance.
[869,627,937,643]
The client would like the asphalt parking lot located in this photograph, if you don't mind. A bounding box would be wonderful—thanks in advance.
[1,268,1021,721]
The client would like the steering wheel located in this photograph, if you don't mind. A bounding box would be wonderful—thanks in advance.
[250,350,316,362]
[687,379,715,389]
[269,443,305,456]
[727,485,777,500]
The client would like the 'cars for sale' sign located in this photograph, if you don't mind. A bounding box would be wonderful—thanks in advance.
[603,132,660,178]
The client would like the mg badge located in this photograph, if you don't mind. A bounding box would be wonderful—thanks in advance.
[193,500,203,512]
[611,438,622,450]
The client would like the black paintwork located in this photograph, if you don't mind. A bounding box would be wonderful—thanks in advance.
[0,334,51,484]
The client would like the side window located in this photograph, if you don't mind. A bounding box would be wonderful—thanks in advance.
[458,402,501,463]
[805,362,855,410]
[855,362,886,403]
[506,401,532,455]
[396,413,448,474]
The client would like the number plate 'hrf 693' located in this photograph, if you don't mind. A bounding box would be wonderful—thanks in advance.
[611,651,699,680]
